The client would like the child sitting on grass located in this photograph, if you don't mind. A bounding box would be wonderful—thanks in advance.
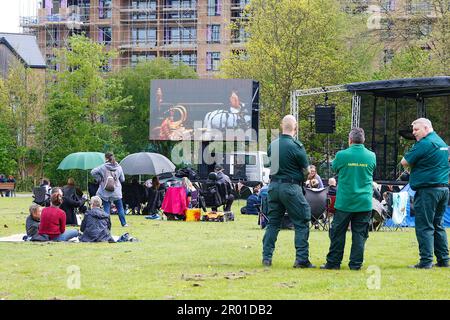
[26,204,42,238]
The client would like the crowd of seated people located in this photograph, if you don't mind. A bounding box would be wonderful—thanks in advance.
[26,184,125,243]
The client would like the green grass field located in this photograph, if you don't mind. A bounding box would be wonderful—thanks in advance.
[0,195,449,300]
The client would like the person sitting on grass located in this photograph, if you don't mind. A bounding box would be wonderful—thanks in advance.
[241,186,261,215]
[79,196,115,243]
[25,204,42,239]
[38,191,79,242]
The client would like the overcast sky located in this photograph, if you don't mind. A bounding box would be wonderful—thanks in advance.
[0,0,38,34]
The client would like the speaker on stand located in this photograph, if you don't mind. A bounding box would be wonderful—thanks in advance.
[315,104,336,134]
[314,104,336,179]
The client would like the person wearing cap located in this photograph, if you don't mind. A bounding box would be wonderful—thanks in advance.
[401,118,449,269]
[213,164,234,212]
[91,152,128,227]
[262,115,314,269]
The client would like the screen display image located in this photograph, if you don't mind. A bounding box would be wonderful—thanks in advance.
[150,79,259,141]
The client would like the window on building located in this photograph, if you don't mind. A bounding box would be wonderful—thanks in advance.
[207,25,220,43]
[99,0,112,19]
[166,0,197,7]
[231,26,248,43]
[132,11,157,20]
[407,0,432,15]
[208,0,221,16]
[52,0,60,14]
[99,27,112,44]
[206,52,220,71]
[131,53,156,67]
[131,27,157,47]
[132,0,157,9]
[46,28,58,47]
[165,52,197,70]
[165,27,196,45]
[231,0,250,7]
[380,0,396,12]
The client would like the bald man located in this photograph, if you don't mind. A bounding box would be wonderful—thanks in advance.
[401,118,449,269]
[262,115,314,268]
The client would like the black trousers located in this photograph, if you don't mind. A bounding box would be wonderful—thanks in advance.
[213,194,234,212]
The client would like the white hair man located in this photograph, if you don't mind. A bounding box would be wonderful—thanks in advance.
[401,118,449,269]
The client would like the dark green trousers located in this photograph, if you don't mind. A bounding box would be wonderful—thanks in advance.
[413,187,449,266]
[262,182,311,263]
[326,209,370,269]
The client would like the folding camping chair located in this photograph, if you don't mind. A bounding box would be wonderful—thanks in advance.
[32,186,49,207]
[379,191,407,231]
[304,187,329,231]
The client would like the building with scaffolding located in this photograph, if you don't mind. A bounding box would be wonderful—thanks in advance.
[19,0,250,78]
[341,0,446,66]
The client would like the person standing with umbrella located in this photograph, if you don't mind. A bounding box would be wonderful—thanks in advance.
[91,152,128,227]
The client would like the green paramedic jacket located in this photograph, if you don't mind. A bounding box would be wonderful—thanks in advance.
[332,144,376,212]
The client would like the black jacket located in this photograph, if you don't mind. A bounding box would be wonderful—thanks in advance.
[61,185,85,225]
[26,215,40,237]
[79,208,114,242]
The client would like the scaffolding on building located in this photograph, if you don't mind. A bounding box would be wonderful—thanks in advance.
[18,0,250,77]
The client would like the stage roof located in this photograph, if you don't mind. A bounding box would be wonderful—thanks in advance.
[345,77,450,98]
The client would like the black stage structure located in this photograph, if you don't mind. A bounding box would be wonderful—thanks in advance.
[291,76,450,183]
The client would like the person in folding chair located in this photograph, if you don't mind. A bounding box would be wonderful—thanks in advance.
[321,127,376,271]
[304,187,328,230]
[401,118,449,269]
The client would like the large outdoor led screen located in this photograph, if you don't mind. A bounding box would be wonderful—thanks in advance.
[149,79,259,141]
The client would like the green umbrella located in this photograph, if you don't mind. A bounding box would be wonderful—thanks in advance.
[57,152,105,195]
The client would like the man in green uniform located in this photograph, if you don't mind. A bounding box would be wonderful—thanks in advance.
[321,127,376,270]
[262,115,315,268]
[401,118,449,269]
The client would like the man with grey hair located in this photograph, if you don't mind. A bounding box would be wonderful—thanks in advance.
[79,196,115,242]
[262,115,314,268]
[321,127,376,270]
[401,118,449,269]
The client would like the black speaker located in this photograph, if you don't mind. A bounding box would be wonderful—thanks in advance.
[315,104,335,133]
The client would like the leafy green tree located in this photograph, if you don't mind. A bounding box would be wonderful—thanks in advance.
[373,46,439,79]
[0,62,45,183]
[373,0,449,75]
[40,35,129,187]
[0,78,17,176]
[112,58,197,155]
[221,0,375,165]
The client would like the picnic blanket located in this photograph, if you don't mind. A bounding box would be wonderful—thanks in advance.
[0,234,121,242]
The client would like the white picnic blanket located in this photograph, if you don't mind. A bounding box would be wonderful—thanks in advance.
[0,234,120,242]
